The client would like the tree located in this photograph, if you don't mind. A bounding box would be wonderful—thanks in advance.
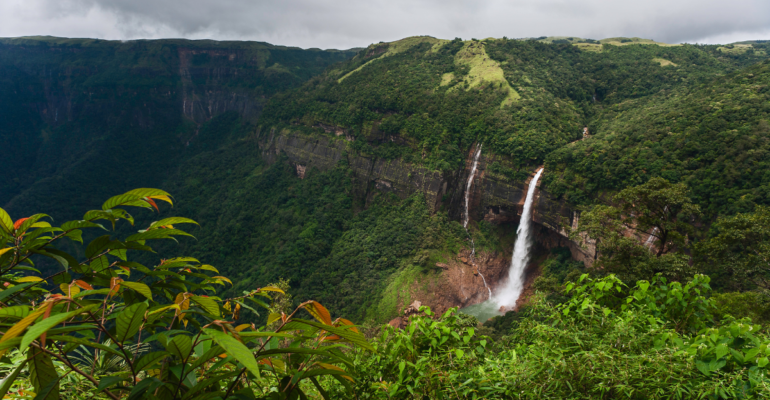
[576,178,700,281]
[696,206,770,291]
[0,188,371,400]
[614,177,702,256]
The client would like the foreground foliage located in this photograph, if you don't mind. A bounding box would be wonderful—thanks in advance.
[335,274,770,399]
[0,189,371,399]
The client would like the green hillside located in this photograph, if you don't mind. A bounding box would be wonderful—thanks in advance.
[263,36,769,174]
[546,60,770,215]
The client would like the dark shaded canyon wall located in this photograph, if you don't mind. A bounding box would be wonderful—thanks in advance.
[0,38,357,217]
[259,129,597,265]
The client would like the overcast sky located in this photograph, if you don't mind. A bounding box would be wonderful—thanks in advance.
[1,0,768,49]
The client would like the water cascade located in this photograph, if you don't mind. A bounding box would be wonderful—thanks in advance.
[645,228,658,248]
[495,167,544,308]
[462,144,491,299]
[463,144,483,229]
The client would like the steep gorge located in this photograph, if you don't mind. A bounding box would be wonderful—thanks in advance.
[258,128,593,316]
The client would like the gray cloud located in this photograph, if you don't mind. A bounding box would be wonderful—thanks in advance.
[1,0,768,49]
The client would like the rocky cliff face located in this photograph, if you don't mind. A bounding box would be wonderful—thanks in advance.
[260,129,451,210]
[178,48,266,124]
[260,128,596,265]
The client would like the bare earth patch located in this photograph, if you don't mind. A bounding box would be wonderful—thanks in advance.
[653,57,678,67]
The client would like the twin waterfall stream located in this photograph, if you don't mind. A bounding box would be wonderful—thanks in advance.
[462,144,492,299]
[460,145,544,321]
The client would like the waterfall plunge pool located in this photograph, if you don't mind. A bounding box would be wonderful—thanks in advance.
[459,300,504,322]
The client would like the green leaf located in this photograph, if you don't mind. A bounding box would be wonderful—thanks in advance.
[149,217,198,229]
[730,348,746,364]
[60,220,106,232]
[0,207,12,234]
[20,304,99,351]
[258,348,351,367]
[102,188,171,210]
[64,229,83,244]
[281,319,374,352]
[204,328,261,378]
[29,349,59,400]
[301,368,355,381]
[85,235,111,259]
[0,305,31,320]
[33,375,61,400]
[15,214,50,235]
[757,357,769,368]
[192,296,220,317]
[97,376,126,392]
[182,371,240,400]
[165,334,193,360]
[46,335,124,358]
[126,377,162,400]
[126,229,193,242]
[116,302,148,343]
[715,343,729,360]
[134,351,170,372]
[36,248,80,271]
[695,359,711,376]
[121,282,153,300]
[0,359,27,399]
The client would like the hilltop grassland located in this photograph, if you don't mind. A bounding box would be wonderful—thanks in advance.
[451,40,520,106]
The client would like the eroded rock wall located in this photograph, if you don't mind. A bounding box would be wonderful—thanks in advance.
[260,129,597,265]
[260,129,451,210]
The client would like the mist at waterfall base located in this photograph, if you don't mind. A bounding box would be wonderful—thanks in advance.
[460,168,544,321]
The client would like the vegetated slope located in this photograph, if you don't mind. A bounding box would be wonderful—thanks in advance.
[261,37,769,173]
[155,37,770,321]
[545,60,770,216]
[154,121,466,321]
[0,37,357,221]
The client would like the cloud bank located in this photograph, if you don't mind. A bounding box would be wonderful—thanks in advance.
[1,0,768,49]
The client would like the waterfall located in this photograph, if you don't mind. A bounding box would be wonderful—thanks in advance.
[463,144,483,229]
[645,227,658,248]
[495,168,544,308]
[461,144,491,299]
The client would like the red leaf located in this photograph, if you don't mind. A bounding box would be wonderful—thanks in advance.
[144,197,159,212]
[13,218,29,230]
[74,280,93,291]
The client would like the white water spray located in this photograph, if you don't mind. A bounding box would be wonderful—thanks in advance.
[495,168,544,308]
[461,144,491,299]
[645,227,658,248]
[463,144,483,229]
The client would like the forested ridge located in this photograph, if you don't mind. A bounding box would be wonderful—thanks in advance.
[4,35,770,398]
